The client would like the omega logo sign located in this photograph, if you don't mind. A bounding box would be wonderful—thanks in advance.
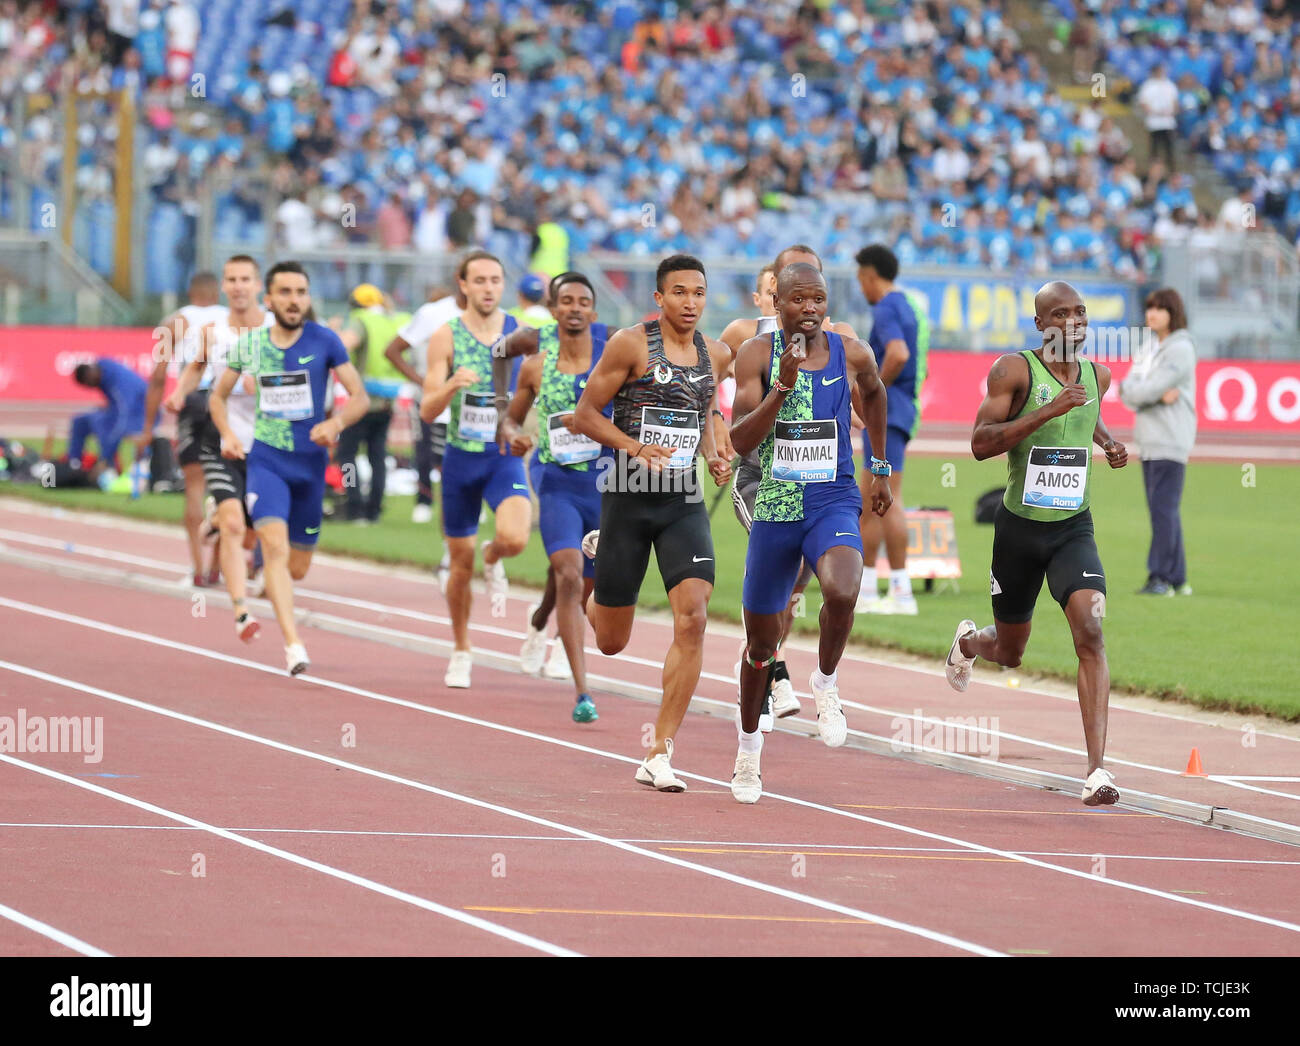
[1203,367,1300,426]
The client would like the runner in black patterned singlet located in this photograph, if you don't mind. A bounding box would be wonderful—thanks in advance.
[574,254,734,792]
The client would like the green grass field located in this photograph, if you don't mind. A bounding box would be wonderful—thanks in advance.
[5,455,1298,718]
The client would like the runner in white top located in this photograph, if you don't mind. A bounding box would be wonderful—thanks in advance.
[166,255,269,642]
[383,288,466,524]
[143,273,223,586]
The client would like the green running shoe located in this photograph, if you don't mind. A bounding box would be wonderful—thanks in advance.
[572,695,598,723]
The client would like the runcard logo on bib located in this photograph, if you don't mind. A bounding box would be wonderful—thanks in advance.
[458,392,498,443]
[640,406,700,470]
[547,412,601,465]
[258,372,313,421]
[771,419,837,483]
[1022,446,1088,510]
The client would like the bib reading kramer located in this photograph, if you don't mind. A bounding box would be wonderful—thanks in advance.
[458,392,498,444]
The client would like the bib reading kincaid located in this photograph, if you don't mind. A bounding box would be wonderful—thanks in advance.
[1004,350,1100,521]
[537,326,602,469]
[449,316,517,452]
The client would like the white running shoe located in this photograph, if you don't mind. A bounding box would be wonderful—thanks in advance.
[246,573,266,600]
[581,529,600,559]
[411,503,433,524]
[285,643,309,676]
[484,559,509,603]
[234,612,260,643]
[945,619,978,692]
[771,675,801,718]
[635,737,687,792]
[731,750,762,804]
[520,604,547,674]
[883,594,919,615]
[1082,767,1120,807]
[809,671,848,747]
[855,589,881,614]
[444,649,472,689]
[437,550,450,595]
[542,639,572,680]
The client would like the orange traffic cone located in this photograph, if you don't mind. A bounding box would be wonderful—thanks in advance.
[1182,748,1207,777]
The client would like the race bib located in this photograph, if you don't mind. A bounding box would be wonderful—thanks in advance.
[258,371,313,421]
[771,419,837,483]
[640,407,700,471]
[548,412,601,465]
[1022,446,1088,510]
[458,391,497,443]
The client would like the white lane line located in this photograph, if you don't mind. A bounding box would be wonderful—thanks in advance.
[0,900,112,957]
[0,749,577,958]
[4,596,1300,938]
[7,518,1297,745]
[0,658,999,957]
[9,529,1295,799]
[4,822,1299,866]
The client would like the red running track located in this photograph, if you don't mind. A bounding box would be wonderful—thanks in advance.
[2,559,1300,956]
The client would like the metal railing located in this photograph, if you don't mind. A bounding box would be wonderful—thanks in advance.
[0,231,135,326]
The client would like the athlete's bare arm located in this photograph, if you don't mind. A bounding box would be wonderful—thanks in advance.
[574,325,671,464]
[499,353,542,456]
[1090,364,1128,468]
[312,361,369,448]
[208,365,243,460]
[718,317,758,377]
[492,325,542,417]
[702,335,733,485]
[420,324,473,423]
[728,334,781,457]
[383,333,421,386]
[844,335,893,516]
[971,354,1085,460]
[141,312,189,445]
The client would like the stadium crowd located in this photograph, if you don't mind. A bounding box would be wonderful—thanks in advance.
[4,0,1298,295]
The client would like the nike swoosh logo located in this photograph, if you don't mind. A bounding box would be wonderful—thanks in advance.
[1083,572,1103,578]
[513,483,528,490]
[687,373,709,382]
[822,375,844,385]
[835,531,855,537]
[692,555,712,562]
[299,355,315,364]
[305,526,320,535]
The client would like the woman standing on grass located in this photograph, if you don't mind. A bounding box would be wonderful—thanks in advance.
[1120,287,1197,596]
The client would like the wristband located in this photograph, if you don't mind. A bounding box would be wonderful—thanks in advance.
[711,409,725,420]
[870,456,892,477]
[632,444,645,459]
[773,378,793,394]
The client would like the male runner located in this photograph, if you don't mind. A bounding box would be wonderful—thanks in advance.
[497,273,607,723]
[944,281,1127,806]
[854,244,924,615]
[718,245,862,727]
[575,254,733,792]
[142,272,225,586]
[166,254,272,642]
[494,272,611,681]
[729,263,892,803]
[210,261,369,675]
[383,284,465,524]
[420,251,528,689]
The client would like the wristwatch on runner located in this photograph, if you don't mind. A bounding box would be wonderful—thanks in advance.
[870,456,892,477]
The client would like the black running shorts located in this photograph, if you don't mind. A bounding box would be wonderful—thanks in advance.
[989,503,1106,624]
[175,390,213,467]
[730,455,761,532]
[198,426,252,525]
[594,489,715,607]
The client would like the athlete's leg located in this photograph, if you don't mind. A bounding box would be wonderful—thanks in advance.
[182,462,207,577]
[549,547,588,697]
[216,499,248,611]
[482,494,531,564]
[445,535,477,651]
[739,609,784,733]
[256,519,301,648]
[1063,587,1109,775]
[960,619,1032,667]
[288,546,313,580]
[532,567,557,631]
[653,576,712,757]
[812,544,864,675]
[588,492,652,655]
